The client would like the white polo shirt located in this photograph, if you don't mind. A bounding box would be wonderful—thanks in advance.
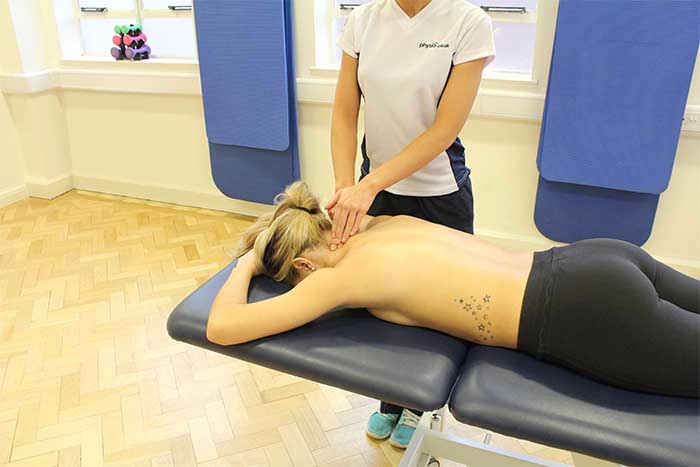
[337,0,496,196]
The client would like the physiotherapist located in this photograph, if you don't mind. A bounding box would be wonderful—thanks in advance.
[325,0,496,448]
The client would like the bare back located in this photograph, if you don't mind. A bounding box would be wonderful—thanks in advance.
[335,216,534,349]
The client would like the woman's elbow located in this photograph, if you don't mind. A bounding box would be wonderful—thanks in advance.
[432,123,461,150]
[206,316,240,346]
[206,321,227,345]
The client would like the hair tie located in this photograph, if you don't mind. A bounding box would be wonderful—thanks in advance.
[294,206,314,214]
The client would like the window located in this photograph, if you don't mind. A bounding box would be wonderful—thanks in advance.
[314,1,373,68]
[467,1,537,75]
[316,0,538,78]
[76,0,197,59]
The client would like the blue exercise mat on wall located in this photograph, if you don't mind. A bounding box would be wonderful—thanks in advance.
[194,0,299,204]
[534,0,698,246]
[534,176,659,246]
[537,0,699,194]
[196,1,290,151]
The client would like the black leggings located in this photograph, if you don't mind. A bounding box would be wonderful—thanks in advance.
[518,239,700,398]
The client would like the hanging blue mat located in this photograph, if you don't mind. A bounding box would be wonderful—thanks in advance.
[194,0,299,204]
[534,0,699,245]
[535,176,659,246]
[537,0,698,194]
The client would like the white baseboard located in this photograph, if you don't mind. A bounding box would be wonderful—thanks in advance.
[0,184,29,209]
[25,173,74,199]
[71,174,272,218]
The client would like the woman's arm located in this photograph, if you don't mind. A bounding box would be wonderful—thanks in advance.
[206,258,347,346]
[330,52,362,190]
[327,57,488,246]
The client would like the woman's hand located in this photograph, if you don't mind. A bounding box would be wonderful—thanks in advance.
[237,250,262,276]
[325,182,379,250]
[326,181,354,222]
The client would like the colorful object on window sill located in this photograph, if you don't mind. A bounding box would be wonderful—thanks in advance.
[111,23,151,61]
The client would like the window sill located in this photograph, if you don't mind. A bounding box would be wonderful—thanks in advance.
[483,71,537,85]
[61,56,199,72]
[309,65,538,86]
[309,65,340,72]
[55,56,202,95]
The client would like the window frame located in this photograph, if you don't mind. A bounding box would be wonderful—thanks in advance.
[74,0,197,59]
[314,0,546,84]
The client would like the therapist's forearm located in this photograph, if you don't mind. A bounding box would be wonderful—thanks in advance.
[330,113,359,189]
[360,125,455,194]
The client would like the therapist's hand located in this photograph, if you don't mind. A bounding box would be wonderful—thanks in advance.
[325,179,355,222]
[325,182,379,250]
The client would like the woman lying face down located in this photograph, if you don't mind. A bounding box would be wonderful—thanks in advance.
[234,181,340,286]
[206,181,700,399]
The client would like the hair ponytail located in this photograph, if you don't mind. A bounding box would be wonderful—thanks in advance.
[234,181,331,284]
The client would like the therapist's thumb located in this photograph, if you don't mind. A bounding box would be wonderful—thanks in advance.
[324,191,340,211]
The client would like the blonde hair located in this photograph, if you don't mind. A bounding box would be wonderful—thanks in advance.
[235,181,332,284]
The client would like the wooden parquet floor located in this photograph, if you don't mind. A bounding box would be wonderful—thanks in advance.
[0,190,574,467]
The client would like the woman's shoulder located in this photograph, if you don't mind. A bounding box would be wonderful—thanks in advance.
[360,214,393,232]
[442,0,491,24]
[347,0,389,25]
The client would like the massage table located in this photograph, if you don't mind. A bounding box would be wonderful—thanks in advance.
[167,260,700,467]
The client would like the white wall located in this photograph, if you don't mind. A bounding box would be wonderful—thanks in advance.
[0,2,22,75]
[688,51,700,106]
[0,0,27,208]
[0,91,26,208]
[4,91,73,197]
[0,0,72,202]
[6,0,59,73]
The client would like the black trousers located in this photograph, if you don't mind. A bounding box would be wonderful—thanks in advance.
[518,239,699,398]
[365,177,475,235]
[361,175,475,415]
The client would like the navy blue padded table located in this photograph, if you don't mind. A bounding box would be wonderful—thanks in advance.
[167,261,469,412]
[450,346,700,467]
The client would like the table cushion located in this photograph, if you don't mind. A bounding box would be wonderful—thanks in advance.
[450,346,700,467]
[167,261,469,411]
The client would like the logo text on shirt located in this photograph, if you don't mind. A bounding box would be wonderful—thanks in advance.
[419,42,449,49]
